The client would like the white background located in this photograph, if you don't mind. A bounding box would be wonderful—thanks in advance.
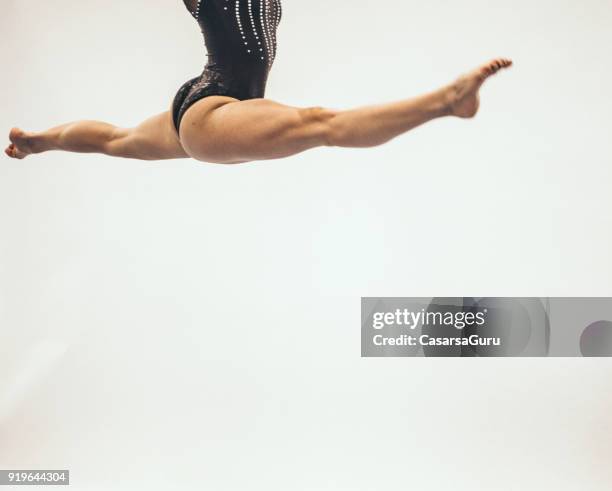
[1,0,611,489]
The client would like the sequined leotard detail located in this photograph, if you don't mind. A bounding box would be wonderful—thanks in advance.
[172,0,282,132]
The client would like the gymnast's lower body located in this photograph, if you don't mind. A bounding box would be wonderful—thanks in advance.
[5,27,512,164]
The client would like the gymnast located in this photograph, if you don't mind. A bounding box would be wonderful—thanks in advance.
[5,0,512,164]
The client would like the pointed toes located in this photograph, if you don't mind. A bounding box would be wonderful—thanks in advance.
[491,58,513,72]
[481,58,513,79]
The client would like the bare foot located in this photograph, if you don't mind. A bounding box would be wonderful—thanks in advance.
[448,58,513,118]
[4,128,41,160]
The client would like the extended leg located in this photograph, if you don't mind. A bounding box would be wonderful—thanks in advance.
[5,112,187,161]
[180,58,512,164]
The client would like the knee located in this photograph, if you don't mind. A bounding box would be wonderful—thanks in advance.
[103,127,131,157]
[297,106,338,146]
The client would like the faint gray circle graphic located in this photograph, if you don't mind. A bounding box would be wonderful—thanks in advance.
[580,321,612,357]
[422,298,476,357]
[468,298,532,357]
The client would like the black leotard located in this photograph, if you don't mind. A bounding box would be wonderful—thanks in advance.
[172,0,282,132]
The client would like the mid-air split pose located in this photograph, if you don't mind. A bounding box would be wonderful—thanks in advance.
[5,0,512,164]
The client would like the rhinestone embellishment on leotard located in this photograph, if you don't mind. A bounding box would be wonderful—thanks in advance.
[189,0,281,64]
[193,0,202,17]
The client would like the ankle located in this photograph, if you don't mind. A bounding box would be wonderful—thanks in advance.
[27,133,51,154]
[438,85,457,117]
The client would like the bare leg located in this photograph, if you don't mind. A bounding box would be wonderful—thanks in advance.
[6,59,512,164]
[180,58,512,163]
[5,112,187,161]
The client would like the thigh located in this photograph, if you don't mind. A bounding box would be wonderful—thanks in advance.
[121,111,189,160]
[178,97,331,164]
